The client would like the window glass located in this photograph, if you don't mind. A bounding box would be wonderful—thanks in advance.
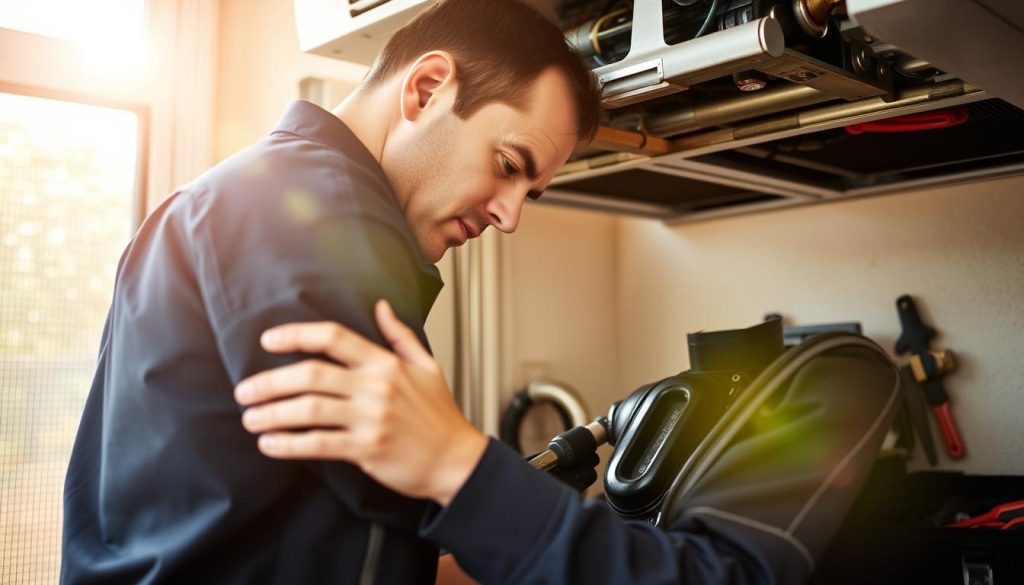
[0,91,138,583]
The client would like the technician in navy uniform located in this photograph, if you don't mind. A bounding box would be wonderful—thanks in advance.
[60,1,596,582]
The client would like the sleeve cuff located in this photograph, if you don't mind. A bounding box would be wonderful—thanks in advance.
[419,438,575,580]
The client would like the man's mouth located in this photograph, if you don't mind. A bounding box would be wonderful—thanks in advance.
[456,218,478,242]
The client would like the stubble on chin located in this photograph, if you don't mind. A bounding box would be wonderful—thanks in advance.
[383,113,461,264]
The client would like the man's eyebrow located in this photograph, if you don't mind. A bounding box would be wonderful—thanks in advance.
[504,140,539,181]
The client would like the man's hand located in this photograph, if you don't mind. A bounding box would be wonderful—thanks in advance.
[234,300,488,506]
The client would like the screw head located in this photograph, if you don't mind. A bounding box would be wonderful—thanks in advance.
[736,77,767,92]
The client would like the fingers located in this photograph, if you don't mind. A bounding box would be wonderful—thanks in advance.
[260,321,382,366]
[374,300,434,369]
[242,394,355,433]
[236,359,358,406]
[257,430,355,461]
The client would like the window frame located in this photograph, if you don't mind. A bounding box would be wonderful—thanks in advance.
[0,3,216,580]
[0,81,150,229]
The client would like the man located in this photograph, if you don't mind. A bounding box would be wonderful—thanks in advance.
[61,0,599,582]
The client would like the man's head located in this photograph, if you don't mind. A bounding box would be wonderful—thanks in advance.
[358,0,601,262]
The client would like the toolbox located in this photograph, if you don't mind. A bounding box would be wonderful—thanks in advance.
[811,458,1024,585]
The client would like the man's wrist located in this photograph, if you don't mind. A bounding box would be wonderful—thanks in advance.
[431,428,488,507]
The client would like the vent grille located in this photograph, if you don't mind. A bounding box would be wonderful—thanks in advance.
[349,0,391,17]
[553,168,783,213]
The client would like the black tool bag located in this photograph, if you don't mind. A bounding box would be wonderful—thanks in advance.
[655,332,903,584]
[812,461,1024,585]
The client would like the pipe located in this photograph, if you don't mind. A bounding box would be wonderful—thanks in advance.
[670,80,982,151]
[640,83,835,137]
[896,57,935,77]
[590,125,672,155]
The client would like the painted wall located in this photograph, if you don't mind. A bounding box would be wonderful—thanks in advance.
[215,0,367,160]
[614,176,1024,474]
[501,203,622,454]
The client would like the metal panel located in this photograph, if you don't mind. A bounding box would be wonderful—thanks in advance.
[847,0,1024,108]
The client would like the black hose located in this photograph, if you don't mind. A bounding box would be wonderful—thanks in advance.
[694,0,723,38]
[500,388,574,455]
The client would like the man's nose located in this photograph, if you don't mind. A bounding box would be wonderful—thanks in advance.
[485,186,527,234]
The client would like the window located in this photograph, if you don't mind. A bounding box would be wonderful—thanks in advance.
[0,91,141,584]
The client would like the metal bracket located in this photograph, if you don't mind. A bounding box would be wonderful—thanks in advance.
[599,60,682,108]
[962,549,994,585]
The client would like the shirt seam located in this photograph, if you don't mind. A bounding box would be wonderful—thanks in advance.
[686,506,816,572]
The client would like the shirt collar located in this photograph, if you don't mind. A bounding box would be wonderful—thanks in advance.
[271,100,384,176]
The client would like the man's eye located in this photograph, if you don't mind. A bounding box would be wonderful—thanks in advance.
[501,157,519,177]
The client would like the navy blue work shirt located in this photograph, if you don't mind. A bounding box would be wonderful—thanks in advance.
[61,100,443,584]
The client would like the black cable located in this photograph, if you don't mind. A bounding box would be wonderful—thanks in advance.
[694,0,723,38]
[499,388,574,454]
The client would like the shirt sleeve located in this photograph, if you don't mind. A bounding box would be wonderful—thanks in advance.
[187,181,441,530]
[421,439,792,585]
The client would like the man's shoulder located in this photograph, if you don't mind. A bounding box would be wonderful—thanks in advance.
[192,135,390,211]
[184,137,413,247]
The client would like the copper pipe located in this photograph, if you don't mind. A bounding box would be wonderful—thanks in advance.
[590,126,672,156]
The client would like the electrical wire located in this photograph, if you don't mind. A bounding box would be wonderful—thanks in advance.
[694,0,723,38]
[590,7,629,63]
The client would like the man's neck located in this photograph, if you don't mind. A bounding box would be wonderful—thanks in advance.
[331,87,391,167]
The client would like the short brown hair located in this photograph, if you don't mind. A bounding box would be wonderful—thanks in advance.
[363,0,601,143]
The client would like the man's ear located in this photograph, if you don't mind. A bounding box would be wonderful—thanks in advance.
[399,51,456,122]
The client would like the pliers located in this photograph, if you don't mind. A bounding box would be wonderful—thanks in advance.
[950,500,1024,530]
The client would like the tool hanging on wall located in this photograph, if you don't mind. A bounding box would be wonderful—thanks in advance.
[898,366,939,465]
[894,294,966,459]
[500,380,590,455]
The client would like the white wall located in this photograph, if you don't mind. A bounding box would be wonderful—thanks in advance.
[501,203,622,453]
[215,0,368,160]
[615,176,1024,474]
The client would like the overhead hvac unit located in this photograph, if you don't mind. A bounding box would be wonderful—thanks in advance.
[295,0,434,63]
[295,0,1024,222]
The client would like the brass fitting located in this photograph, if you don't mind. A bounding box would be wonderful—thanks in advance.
[909,349,957,383]
[794,0,843,37]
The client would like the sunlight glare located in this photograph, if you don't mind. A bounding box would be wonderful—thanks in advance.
[0,0,147,77]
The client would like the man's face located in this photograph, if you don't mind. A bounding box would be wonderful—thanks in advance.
[382,67,580,263]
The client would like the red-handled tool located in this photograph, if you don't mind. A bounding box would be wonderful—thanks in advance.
[927,390,965,459]
[950,500,1024,529]
[845,106,969,135]
[894,295,966,459]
